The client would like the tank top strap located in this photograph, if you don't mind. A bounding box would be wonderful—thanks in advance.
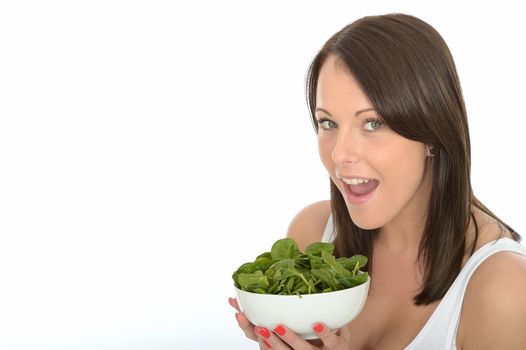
[444,237,526,343]
[321,214,335,243]
[406,237,526,349]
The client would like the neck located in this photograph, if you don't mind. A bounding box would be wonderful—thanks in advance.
[376,169,432,256]
[376,216,425,255]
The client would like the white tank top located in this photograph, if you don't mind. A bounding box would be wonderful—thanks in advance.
[321,215,526,349]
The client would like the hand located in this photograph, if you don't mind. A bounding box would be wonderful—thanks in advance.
[228,297,351,349]
[228,297,258,341]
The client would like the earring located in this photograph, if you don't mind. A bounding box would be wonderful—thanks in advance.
[425,145,435,157]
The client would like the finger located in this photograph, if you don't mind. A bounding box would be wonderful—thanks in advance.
[228,297,241,313]
[229,297,257,340]
[255,326,292,350]
[261,338,272,349]
[234,312,257,340]
[255,334,272,350]
[270,324,314,349]
[312,322,346,348]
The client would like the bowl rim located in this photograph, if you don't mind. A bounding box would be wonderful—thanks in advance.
[234,275,370,298]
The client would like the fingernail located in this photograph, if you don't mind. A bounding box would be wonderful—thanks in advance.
[313,322,324,333]
[235,313,242,323]
[273,324,286,336]
[263,339,272,348]
[257,327,270,339]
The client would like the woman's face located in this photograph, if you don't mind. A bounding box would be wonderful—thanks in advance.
[316,55,432,230]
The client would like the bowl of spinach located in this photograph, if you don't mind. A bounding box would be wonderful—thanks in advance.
[232,238,369,339]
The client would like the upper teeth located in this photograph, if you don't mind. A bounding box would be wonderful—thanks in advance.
[342,178,370,185]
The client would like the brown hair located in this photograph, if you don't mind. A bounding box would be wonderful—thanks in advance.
[305,13,520,305]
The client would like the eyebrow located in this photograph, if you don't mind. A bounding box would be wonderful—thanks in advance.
[315,107,376,117]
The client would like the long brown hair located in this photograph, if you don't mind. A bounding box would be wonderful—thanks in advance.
[305,13,520,305]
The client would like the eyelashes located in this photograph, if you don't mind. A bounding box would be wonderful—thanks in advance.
[363,118,383,131]
[317,118,337,130]
[316,117,385,132]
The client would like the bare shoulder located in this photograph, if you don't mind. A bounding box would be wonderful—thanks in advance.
[458,246,526,349]
[286,200,331,252]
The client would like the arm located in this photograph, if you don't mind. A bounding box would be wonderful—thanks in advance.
[458,251,526,349]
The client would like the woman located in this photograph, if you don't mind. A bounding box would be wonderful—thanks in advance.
[229,13,526,349]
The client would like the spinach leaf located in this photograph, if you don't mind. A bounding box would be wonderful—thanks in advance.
[305,242,335,256]
[271,238,301,260]
[337,255,368,271]
[237,270,269,293]
[233,237,368,295]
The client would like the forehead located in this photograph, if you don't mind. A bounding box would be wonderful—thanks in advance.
[316,55,372,113]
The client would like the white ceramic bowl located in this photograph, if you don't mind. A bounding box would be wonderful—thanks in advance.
[234,276,370,339]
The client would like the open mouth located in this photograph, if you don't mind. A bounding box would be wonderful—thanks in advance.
[338,177,379,205]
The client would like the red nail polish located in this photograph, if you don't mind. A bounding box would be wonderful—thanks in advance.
[263,339,272,348]
[273,325,286,336]
[313,323,324,333]
[258,327,270,339]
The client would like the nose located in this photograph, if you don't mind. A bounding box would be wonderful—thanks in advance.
[331,128,361,165]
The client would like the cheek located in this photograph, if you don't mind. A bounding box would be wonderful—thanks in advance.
[381,150,427,204]
[373,137,425,182]
[318,136,335,171]
[361,144,426,225]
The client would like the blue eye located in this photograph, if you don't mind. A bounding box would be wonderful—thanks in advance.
[318,119,337,130]
[364,119,383,131]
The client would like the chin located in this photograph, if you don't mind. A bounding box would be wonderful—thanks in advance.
[348,212,383,230]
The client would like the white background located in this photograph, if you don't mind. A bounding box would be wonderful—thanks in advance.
[0,1,524,349]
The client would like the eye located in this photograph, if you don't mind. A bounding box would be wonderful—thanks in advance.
[363,118,383,131]
[317,119,338,130]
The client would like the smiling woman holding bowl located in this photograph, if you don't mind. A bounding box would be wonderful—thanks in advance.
[229,13,526,350]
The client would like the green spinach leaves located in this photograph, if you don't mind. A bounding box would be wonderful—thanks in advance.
[232,238,368,295]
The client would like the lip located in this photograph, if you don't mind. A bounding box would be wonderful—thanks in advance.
[340,178,379,206]
[336,174,375,182]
